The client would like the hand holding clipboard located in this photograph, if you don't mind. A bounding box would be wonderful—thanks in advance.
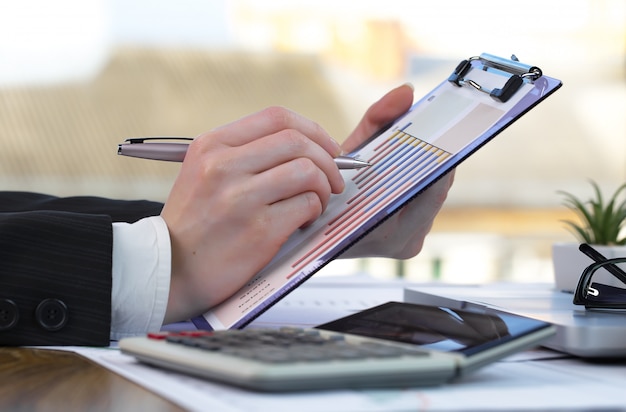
[162,53,560,330]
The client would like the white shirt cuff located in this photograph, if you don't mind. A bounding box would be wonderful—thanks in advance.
[110,216,171,340]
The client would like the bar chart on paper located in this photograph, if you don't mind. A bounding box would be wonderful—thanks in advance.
[285,88,506,280]
[289,130,452,278]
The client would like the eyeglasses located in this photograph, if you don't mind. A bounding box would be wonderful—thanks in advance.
[573,244,626,309]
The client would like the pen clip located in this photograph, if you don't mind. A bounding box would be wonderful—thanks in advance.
[118,137,192,162]
[124,137,194,144]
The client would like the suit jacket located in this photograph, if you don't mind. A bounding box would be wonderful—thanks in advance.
[0,192,163,346]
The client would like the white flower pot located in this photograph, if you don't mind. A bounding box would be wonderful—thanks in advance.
[552,243,626,293]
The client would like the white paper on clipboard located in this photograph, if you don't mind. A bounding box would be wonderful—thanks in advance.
[192,53,562,330]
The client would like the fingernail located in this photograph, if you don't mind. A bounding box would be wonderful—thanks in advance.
[402,82,415,91]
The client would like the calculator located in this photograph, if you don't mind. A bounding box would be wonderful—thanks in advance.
[119,301,555,392]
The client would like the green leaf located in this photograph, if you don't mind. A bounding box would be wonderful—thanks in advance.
[557,180,626,245]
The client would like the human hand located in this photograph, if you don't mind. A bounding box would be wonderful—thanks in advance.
[161,107,345,323]
[340,84,455,259]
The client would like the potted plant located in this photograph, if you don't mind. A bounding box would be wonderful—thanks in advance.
[552,180,626,292]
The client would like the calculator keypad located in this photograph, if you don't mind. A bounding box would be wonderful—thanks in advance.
[160,327,428,364]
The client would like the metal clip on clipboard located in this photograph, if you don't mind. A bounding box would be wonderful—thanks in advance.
[448,53,543,103]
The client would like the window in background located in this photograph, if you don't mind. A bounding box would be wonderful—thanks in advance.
[1,0,624,282]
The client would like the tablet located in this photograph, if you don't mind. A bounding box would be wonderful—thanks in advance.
[192,53,562,331]
[404,284,626,358]
[316,300,555,374]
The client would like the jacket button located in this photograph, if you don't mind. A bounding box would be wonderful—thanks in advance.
[0,299,19,331]
[35,299,68,331]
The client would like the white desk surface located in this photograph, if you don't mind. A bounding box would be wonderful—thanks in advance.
[57,275,626,411]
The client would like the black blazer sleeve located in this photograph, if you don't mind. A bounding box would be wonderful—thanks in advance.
[0,192,164,346]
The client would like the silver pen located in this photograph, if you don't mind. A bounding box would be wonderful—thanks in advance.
[117,137,371,169]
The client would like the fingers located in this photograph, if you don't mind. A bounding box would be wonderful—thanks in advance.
[189,106,345,197]
[211,106,343,158]
[340,170,455,260]
[209,156,333,229]
[343,83,415,152]
[393,171,455,258]
[250,157,332,211]
[226,130,345,195]
[265,191,325,232]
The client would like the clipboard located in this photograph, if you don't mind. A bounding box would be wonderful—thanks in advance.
[192,53,562,330]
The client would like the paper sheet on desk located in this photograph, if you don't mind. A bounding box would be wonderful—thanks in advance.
[54,277,626,411]
[78,347,626,412]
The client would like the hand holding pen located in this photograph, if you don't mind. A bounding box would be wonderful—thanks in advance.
[112,85,454,324]
[148,106,356,322]
[118,137,371,169]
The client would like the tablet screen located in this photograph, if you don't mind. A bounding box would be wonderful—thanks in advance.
[316,301,553,355]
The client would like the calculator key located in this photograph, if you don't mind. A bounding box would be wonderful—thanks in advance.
[161,329,431,365]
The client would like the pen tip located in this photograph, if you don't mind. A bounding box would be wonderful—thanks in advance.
[335,156,371,169]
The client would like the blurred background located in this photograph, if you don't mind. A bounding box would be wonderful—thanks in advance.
[1,0,624,283]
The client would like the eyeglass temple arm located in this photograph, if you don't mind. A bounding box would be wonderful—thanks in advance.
[579,243,626,284]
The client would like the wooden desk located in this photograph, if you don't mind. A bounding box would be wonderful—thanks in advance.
[0,347,184,411]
